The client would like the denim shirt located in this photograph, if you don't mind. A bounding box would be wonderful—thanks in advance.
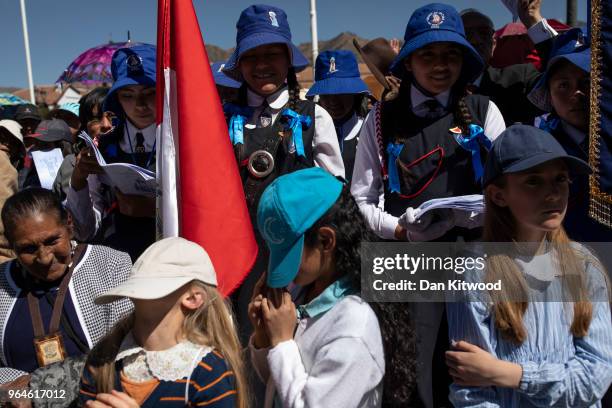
[447,246,612,407]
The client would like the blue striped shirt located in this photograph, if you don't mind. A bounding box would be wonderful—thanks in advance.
[447,247,612,407]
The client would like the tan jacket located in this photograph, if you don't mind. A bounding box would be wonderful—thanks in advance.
[0,152,17,262]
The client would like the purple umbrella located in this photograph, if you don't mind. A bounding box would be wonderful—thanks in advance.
[56,41,133,85]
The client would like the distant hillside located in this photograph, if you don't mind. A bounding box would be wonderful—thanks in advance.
[207,31,370,64]
[205,44,232,62]
[299,32,369,64]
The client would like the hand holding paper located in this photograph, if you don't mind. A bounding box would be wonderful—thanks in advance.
[77,131,157,197]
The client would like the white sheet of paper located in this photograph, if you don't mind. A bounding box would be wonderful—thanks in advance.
[500,0,519,22]
[77,131,157,197]
[31,148,64,190]
[413,194,484,220]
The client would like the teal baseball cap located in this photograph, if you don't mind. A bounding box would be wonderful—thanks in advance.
[257,168,343,288]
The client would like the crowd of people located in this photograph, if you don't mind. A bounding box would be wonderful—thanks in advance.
[0,0,611,407]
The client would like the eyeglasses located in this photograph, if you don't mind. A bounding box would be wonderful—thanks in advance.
[87,111,119,131]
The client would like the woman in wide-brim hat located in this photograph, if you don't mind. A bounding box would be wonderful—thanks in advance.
[67,43,158,262]
[350,3,507,407]
[306,50,370,182]
[220,4,345,345]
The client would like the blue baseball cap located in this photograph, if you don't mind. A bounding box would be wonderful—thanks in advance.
[103,44,156,115]
[306,50,369,97]
[528,28,590,112]
[222,4,309,81]
[483,124,591,187]
[211,62,242,89]
[389,3,483,82]
[57,102,80,118]
[257,168,343,288]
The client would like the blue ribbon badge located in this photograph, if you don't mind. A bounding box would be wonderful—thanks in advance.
[386,142,404,193]
[280,108,312,157]
[224,103,254,146]
[538,115,560,133]
[452,124,492,183]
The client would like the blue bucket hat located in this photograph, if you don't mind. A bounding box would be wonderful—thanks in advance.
[222,4,309,81]
[211,62,242,89]
[103,43,157,116]
[389,3,483,82]
[306,50,369,97]
[528,28,590,112]
[483,124,591,187]
[257,167,343,288]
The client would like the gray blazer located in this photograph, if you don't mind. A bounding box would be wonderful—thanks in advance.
[0,244,133,383]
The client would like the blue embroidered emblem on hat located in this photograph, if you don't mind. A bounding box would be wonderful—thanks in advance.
[269,11,279,27]
[126,54,144,75]
[427,11,445,28]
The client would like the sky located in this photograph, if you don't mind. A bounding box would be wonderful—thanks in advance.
[1,0,588,88]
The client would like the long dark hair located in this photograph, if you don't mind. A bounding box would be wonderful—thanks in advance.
[2,188,69,244]
[303,186,416,405]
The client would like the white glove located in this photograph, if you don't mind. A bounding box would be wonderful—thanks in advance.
[452,210,484,229]
[398,207,455,242]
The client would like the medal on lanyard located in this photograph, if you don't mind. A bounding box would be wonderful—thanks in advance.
[25,243,84,367]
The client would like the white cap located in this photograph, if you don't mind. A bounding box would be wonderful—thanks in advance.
[0,120,25,148]
[95,237,218,304]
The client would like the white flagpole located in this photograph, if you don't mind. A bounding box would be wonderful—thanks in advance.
[19,0,35,104]
[309,0,319,71]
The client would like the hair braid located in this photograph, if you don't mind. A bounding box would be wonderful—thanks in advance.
[286,67,301,111]
[455,95,474,134]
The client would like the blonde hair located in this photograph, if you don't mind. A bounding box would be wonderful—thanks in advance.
[87,282,250,408]
[483,176,607,344]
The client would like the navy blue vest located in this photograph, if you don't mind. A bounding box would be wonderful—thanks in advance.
[229,99,316,218]
[381,93,489,241]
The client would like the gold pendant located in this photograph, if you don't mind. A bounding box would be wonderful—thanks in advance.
[33,333,67,367]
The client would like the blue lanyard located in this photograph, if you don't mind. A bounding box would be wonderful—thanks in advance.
[125,124,156,169]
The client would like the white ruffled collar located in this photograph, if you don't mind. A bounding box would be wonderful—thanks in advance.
[116,332,212,382]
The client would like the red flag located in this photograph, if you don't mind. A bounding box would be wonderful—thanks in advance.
[156,0,257,295]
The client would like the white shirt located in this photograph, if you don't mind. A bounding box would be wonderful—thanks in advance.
[411,87,451,117]
[336,113,364,143]
[118,121,156,153]
[249,295,384,408]
[350,84,506,240]
[246,87,345,179]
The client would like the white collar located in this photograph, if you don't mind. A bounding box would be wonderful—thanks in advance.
[124,120,156,140]
[410,84,451,110]
[561,120,587,146]
[337,113,363,142]
[247,86,289,110]
[116,332,211,382]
